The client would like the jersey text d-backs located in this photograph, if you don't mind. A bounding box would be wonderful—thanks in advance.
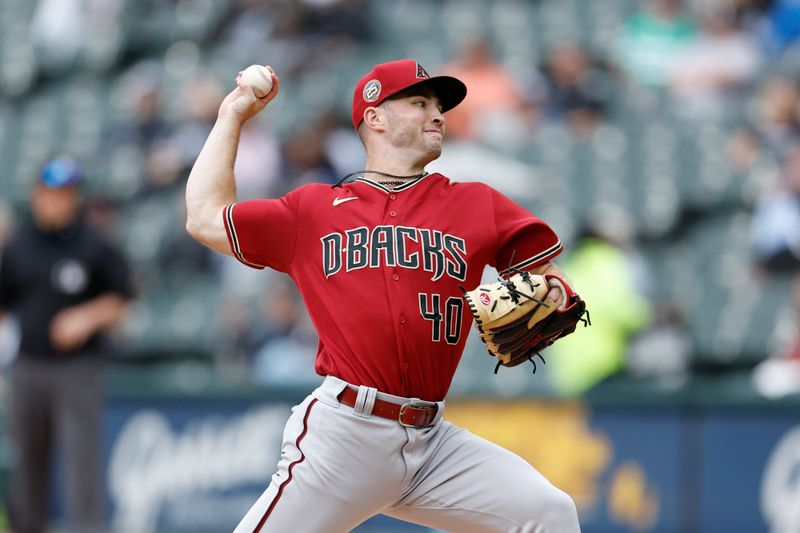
[223,173,561,400]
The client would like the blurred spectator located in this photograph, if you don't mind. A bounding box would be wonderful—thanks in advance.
[234,120,283,200]
[220,0,370,78]
[155,194,214,274]
[111,62,173,153]
[99,61,176,201]
[546,211,653,396]
[213,295,263,378]
[775,274,800,364]
[84,194,123,240]
[0,157,133,533]
[751,143,800,273]
[746,77,800,159]
[287,0,373,74]
[0,201,19,369]
[319,111,365,179]
[613,0,697,88]
[103,60,186,200]
[251,286,319,386]
[725,77,800,205]
[0,200,15,250]
[540,43,613,138]
[776,274,800,359]
[214,280,318,387]
[280,120,340,191]
[668,1,761,119]
[752,274,800,397]
[754,0,800,56]
[138,139,186,197]
[726,124,780,206]
[724,76,800,201]
[295,0,371,40]
[254,282,310,347]
[169,70,226,186]
[627,304,692,382]
[728,125,765,176]
[30,0,124,73]
[219,0,281,68]
[442,38,527,141]
[216,281,319,386]
[30,0,84,68]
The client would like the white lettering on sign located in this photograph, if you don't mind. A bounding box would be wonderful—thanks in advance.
[761,426,800,532]
[109,406,287,532]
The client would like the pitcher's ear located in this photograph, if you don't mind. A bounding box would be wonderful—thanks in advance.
[363,106,386,132]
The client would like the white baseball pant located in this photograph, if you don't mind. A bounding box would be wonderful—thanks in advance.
[233,376,581,533]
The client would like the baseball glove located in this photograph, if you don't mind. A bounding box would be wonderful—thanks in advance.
[462,271,589,373]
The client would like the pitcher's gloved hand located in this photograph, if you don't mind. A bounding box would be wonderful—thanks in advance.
[463,272,589,373]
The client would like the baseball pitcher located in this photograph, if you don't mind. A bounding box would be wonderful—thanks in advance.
[186,59,584,533]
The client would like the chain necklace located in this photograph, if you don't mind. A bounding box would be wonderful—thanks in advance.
[376,180,407,189]
[332,169,428,188]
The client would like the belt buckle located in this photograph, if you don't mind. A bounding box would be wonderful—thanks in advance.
[398,398,438,428]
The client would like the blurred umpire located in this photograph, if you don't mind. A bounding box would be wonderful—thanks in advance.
[0,157,133,533]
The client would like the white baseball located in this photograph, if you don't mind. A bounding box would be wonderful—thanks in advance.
[241,64,273,98]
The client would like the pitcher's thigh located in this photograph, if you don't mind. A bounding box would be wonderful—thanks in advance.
[234,398,406,533]
[387,425,580,533]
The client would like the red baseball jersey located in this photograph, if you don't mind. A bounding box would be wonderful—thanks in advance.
[223,173,562,400]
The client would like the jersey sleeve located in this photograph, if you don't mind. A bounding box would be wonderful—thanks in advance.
[223,188,304,272]
[490,188,563,275]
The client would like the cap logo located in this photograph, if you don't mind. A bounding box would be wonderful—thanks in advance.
[363,79,382,102]
[416,63,429,79]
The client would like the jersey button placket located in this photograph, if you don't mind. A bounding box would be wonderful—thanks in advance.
[386,194,407,380]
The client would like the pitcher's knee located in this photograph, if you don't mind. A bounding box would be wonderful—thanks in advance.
[535,488,580,532]
[510,485,580,532]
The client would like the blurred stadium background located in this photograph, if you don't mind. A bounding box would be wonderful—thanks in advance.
[1,0,800,531]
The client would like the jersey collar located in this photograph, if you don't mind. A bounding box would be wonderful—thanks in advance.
[354,172,433,194]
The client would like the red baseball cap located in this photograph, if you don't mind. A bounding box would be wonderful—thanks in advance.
[351,59,467,130]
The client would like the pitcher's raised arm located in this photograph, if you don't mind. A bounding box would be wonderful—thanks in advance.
[185,66,279,254]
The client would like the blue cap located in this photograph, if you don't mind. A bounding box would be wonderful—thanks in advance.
[40,157,83,188]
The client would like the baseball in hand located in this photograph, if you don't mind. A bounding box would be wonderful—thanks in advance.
[241,64,273,98]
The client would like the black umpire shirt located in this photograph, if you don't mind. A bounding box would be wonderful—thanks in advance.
[0,220,133,358]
